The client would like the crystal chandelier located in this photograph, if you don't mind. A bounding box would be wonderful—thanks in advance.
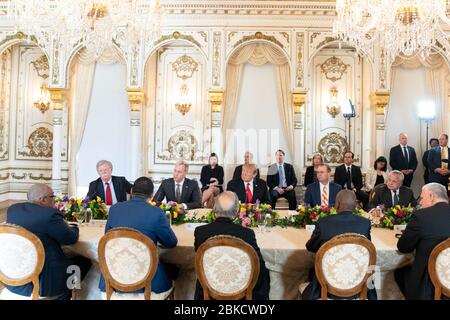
[9,0,163,58]
[334,0,450,62]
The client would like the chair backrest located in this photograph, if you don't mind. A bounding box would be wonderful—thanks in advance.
[0,223,45,300]
[428,237,450,300]
[315,233,377,300]
[98,227,158,300]
[369,183,386,202]
[195,235,260,300]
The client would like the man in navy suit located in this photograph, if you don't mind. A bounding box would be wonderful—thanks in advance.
[87,160,132,205]
[395,183,450,300]
[99,176,178,295]
[153,161,202,209]
[194,191,270,300]
[389,133,418,187]
[427,133,450,188]
[304,164,342,207]
[422,138,439,184]
[227,164,270,204]
[302,190,376,300]
[6,184,91,300]
[267,149,298,210]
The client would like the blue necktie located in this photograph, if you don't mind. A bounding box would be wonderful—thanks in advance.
[278,165,286,188]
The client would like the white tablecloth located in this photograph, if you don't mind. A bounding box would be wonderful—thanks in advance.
[67,210,414,300]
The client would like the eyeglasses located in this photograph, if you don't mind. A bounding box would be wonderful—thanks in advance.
[44,194,56,199]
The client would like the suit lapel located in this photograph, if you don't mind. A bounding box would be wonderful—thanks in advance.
[180,179,190,202]
[97,179,105,200]
[111,176,120,200]
[167,179,176,201]
[383,188,393,207]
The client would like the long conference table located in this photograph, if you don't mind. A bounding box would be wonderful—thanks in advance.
[66,209,414,300]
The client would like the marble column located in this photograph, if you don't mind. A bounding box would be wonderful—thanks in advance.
[292,89,307,173]
[208,89,224,160]
[127,89,145,181]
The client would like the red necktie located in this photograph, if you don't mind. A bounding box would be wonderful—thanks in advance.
[105,182,113,205]
[246,183,253,203]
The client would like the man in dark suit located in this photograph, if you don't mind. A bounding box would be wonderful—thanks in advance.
[395,183,450,300]
[267,149,298,210]
[302,190,376,300]
[194,191,270,300]
[304,164,342,207]
[153,160,202,209]
[368,170,417,209]
[227,164,269,204]
[232,151,260,180]
[389,133,418,187]
[5,184,91,300]
[334,151,369,210]
[99,177,178,295]
[427,133,450,188]
[422,138,439,184]
[87,160,132,205]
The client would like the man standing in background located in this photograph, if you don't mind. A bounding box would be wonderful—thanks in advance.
[389,133,418,187]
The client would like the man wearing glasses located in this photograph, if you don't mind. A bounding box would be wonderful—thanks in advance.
[3,184,91,300]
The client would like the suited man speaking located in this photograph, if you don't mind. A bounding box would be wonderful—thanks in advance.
[427,133,450,187]
[227,163,270,204]
[266,149,298,210]
[304,164,342,208]
[153,160,202,210]
[389,132,418,187]
[87,160,132,205]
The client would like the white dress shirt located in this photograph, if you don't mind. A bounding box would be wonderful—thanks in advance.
[103,179,118,205]
[400,144,410,160]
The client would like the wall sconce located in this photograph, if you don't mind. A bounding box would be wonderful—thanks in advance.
[34,85,52,114]
[175,84,192,115]
[326,87,341,118]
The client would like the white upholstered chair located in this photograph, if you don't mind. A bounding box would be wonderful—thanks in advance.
[300,233,376,300]
[428,237,450,300]
[98,227,173,300]
[0,223,47,300]
[195,235,260,300]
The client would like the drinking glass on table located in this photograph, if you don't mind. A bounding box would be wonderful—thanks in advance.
[264,213,272,232]
[257,214,265,233]
[76,208,86,226]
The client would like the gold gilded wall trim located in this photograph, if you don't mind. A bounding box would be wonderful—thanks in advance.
[233,32,284,49]
[154,32,202,50]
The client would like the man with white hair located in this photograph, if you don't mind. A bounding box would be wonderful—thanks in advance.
[153,160,201,209]
[87,160,132,205]
[368,170,417,209]
[395,183,450,300]
[193,191,270,300]
[4,184,91,300]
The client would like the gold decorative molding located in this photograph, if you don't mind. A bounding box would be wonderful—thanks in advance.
[296,33,304,87]
[379,49,387,89]
[0,173,10,180]
[208,89,224,113]
[31,55,49,79]
[18,127,53,158]
[0,31,39,48]
[11,173,27,180]
[318,132,349,164]
[370,92,390,115]
[320,56,349,82]
[212,32,221,86]
[233,32,284,49]
[172,54,199,80]
[48,88,67,110]
[280,32,290,44]
[28,173,52,181]
[154,31,202,50]
[291,90,307,114]
[227,31,237,43]
[197,31,208,43]
[127,88,145,112]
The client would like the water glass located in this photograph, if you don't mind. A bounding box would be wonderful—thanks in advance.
[257,214,265,233]
[264,213,272,232]
[165,211,172,226]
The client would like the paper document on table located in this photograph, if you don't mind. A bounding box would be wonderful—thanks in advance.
[186,223,207,232]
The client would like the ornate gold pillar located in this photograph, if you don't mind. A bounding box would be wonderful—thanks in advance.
[292,89,307,171]
[370,92,390,158]
[48,88,67,193]
[127,89,145,181]
[208,89,224,159]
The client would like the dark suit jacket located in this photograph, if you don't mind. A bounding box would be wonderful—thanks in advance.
[302,211,375,300]
[304,182,342,208]
[227,178,270,204]
[422,150,431,172]
[389,145,418,171]
[200,165,224,192]
[397,202,450,300]
[427,146,450,185]
[232,165,260,181]
[87,176,132,203]
[99,196,178,294]
[334,164,363,190]
[368,184,417,209]
[6,203,79,297]
[266,162,297,191]
[303,166,317,187]
[153,178,202,209]
[194,217,270,300]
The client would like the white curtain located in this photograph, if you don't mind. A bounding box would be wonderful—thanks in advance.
[223,43,293,156]
[68,47,123,195]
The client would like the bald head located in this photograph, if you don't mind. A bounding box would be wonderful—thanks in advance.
[214,191,239,219]
[27,184,55,207]
[335,190,357,212]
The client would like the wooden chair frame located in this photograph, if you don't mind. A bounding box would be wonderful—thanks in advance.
[98,227,158,300]
[428,237,450,300]
[315,233,377,300]
[195,235,260,300]
[0,223,45,300]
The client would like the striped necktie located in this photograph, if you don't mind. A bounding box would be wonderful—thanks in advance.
[321,185,328,207]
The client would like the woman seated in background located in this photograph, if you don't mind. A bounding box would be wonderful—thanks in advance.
[364,156,388,193]
[303,153,324,187]
[200,153,224,208]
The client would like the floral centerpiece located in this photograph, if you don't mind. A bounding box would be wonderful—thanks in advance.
[149,201,186,225]
[54,195,108,222]
[205,201,279,228]
[380,204,414,228]
[291,205,367,227]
